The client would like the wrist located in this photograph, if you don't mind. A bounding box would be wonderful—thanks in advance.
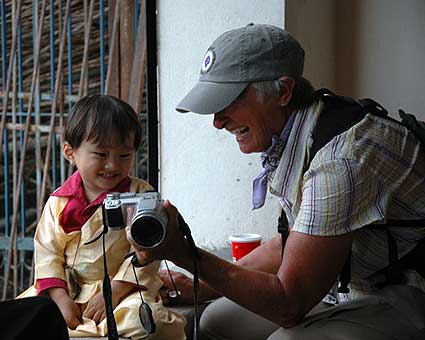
[47,287,68,301]
[171,243,200,274]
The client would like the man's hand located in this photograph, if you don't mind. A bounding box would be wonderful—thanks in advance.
[48,287,82,329]
[126,200,193,268]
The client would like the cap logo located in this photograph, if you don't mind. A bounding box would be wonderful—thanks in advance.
[201,49,215,74]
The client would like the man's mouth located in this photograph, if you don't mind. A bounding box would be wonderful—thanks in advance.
[229,126,249,136]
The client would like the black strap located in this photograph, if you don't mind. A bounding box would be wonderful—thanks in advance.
[340,220,425,291]
[399,236,425,278]
[102,233,119,340]
[310,89,389,159]
[371,220,425,288]
[384,229,402,285]
[177,213,201,340]
[337,250,351,294]
[277,210,289,258]
[398,109,425,150]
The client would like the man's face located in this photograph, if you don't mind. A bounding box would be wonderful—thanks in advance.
[213,86,287,153]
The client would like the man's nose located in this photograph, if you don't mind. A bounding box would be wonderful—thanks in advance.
[213,112,226,129]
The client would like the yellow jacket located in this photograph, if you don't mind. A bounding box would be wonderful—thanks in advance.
[18,177,186,339]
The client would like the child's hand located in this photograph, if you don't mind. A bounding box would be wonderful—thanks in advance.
[48,287,82,329]
[159,269,221,305]
[83,280,147,324]
[159,269,194,305]
[83,291,109,324]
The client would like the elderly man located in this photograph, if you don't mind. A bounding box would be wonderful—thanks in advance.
[129,23,425,340]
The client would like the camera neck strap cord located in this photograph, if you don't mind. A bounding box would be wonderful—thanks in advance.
[177,213,201,340]
[81,205,119,340]
[101,233,120,340]
[96,206,201,340]
[100,232,156,340]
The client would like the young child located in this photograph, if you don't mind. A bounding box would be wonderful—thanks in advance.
[18,95,186,339]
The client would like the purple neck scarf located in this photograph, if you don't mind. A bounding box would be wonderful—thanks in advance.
[252,113,295,209]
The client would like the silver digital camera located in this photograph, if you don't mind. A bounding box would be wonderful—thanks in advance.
[103,191,168,248]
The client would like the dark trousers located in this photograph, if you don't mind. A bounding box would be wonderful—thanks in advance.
[0,296,69,340]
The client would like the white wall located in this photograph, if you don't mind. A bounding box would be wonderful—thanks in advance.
[157,0,285,250]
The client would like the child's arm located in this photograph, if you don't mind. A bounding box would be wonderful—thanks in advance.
[34,197,82,329]
[47,287,82,329]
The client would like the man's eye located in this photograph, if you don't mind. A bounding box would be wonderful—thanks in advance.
[94,152,107,157]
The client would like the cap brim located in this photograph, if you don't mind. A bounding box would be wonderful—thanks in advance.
[176,81,248,114]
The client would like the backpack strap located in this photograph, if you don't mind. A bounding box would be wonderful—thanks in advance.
[369,220,425,288]
[337,250,351,293]
[311,89,389,158]
[398,109,425,150]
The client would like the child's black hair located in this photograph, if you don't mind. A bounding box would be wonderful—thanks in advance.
[65,94,142,149]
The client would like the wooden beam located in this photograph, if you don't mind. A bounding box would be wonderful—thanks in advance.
[106,0,120,97]
[128,0,147,113]
[119,1,134,101]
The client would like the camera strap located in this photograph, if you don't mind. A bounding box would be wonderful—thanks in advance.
[177,213,201,340]
[98,206,156,339]
[81,206,119,340]
[101,232,119,340]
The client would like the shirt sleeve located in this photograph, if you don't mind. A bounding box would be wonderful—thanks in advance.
[292,158,390,236]
[34,197,69,285]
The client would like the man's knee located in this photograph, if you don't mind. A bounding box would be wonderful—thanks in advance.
[199,298,232,339]
[266,326,307,340]
[199,298,279,340]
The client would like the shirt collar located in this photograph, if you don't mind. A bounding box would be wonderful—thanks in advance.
[270,100,323,207]
[51,170,131,206]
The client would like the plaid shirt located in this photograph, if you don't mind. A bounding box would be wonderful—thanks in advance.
[270,100,425,298]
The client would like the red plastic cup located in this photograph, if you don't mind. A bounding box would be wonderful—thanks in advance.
[229,233,262,262]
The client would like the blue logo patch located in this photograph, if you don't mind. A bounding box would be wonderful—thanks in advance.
[201,49,215,74]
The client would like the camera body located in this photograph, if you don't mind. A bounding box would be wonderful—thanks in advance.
[103,191,168,248]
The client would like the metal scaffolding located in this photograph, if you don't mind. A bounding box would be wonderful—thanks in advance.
[0,0,154,300]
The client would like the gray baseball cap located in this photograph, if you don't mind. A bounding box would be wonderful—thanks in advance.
[176,23,305,115]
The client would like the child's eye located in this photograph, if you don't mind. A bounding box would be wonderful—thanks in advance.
[120,153,132,159]
[93,152,107,157]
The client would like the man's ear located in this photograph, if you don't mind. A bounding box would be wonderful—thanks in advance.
[278,76,295,107]
[63,142,75,165]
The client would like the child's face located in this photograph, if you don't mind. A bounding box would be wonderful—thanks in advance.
[63,133,136,201]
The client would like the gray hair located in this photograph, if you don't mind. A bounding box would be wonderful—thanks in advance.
[251,76,315,109]
[251,80,281,102]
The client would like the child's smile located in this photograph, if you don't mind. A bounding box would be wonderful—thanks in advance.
[63,134,135,202]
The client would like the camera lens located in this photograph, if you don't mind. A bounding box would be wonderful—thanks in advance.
[131,215,165,248]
